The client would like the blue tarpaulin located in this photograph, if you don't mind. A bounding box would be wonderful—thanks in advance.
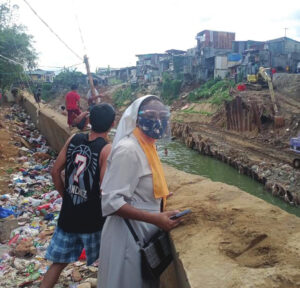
[228,53,242,62]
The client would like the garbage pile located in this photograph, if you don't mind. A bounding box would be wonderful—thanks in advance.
[0,105,97,288]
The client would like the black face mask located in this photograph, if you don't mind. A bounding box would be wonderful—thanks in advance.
[137,116,168,139]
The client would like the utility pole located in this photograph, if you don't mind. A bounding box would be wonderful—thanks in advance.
[284,28,288,37]
[83,55,96,101]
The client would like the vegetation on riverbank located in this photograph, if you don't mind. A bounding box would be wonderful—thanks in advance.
[112,86,135,107]
[188,78,234,105]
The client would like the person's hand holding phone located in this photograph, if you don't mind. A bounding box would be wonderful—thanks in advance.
[169,209,191,220]
[153,211,182,232]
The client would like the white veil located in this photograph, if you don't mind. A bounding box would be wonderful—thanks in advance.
[111,95,159,151]
[102,95,160,191]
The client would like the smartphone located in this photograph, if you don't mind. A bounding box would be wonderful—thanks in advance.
[170,209,191,220]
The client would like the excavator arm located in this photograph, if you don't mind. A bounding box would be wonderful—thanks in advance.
[258,67,279,114]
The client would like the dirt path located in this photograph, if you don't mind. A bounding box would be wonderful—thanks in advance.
[0,106,21,194]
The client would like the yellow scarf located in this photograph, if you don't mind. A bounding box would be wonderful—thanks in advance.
[133,127,169,210]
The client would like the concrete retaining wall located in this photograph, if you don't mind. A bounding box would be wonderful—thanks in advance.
[22,93,70,152]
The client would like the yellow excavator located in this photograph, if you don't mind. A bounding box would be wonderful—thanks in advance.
[247,67,284,128]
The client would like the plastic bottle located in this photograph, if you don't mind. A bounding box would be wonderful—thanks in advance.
[29,198,43,207]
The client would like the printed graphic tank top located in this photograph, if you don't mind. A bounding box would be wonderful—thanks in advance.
[58,133,107,233]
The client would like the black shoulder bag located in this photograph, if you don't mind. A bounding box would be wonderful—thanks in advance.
[124,219,173,280]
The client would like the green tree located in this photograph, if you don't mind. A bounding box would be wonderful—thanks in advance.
[53,69,86,89]
[0,1,37,90]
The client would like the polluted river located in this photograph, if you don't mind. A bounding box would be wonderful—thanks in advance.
[157,140,300,217]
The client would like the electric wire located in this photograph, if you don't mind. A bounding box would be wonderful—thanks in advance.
[22,0,83,61]
[1,1,87,98]
[0,53,24,66]
[71,0,87,53]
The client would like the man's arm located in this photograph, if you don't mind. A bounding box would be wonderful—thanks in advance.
[99,143,112,185]
[51,136,74,197]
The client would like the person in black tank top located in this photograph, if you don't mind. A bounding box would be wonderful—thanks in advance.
[41,104,115,288]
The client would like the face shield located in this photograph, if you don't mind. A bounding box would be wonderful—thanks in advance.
[137,100,171,142]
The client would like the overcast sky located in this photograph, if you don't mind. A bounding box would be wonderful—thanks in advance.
[13,0,300,72]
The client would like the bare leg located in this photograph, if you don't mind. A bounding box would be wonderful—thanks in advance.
[40,263,68,288]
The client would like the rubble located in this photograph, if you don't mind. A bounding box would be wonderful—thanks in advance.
[0,105,98,287]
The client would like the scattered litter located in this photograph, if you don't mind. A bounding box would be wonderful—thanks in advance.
[0,105,98,287]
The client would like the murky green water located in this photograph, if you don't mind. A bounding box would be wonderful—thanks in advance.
[157,140,300,217]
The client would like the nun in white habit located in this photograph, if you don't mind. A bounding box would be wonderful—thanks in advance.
[97,95,182,288]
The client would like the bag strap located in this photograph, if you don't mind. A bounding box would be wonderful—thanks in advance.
[124,219,142,247]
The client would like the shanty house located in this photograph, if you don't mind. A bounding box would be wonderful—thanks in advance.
[136,53,167,81]
[266,37,300,72]
[27,69,55,83]
[214,53,242,79]
[195,30,236,81]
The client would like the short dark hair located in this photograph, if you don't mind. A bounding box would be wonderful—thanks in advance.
[90,103,115,133]
[71,84,78,90]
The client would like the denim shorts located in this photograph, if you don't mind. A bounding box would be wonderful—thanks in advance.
[45,226,101,265]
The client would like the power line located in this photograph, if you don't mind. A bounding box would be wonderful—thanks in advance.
[0,53,24,66]
[72,0,87,53]
[39,62,84,69]
[0,54,83,74]
[22,0,83,61]
[0,53,34,97]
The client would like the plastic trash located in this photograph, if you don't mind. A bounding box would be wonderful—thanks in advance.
[43,190,59,201]
[0,206,15,219]
[8,234,20,245]
[37,203,51,211]
[28,198,43,207]
[0,194,11,201]
[79,249,86,260]
[53,197,62,204]
[44,213,54,221]
[0,244,10,258]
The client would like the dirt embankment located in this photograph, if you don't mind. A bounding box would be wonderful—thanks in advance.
[273,73,300,102]
[165,164,300,288]
[0,108,19,194]
[171,76,300,206]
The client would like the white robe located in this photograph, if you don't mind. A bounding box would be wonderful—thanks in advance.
[98,134,161,288]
